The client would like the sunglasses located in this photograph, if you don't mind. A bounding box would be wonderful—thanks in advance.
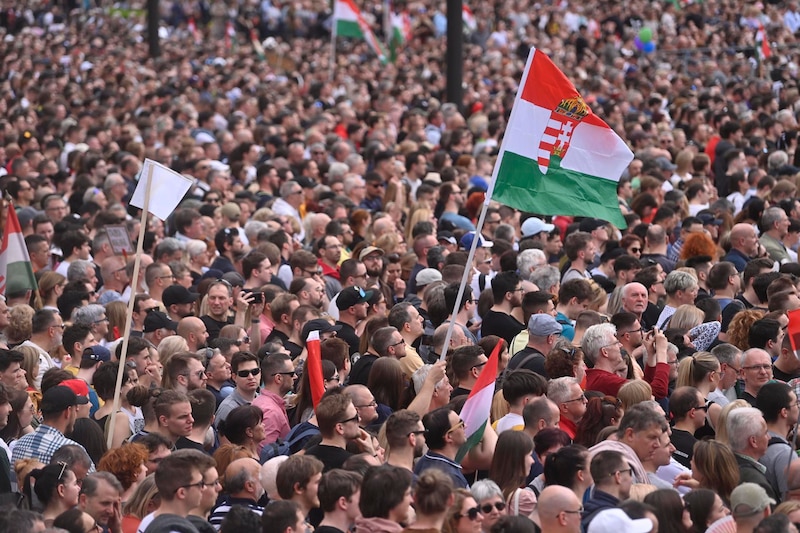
[456,507,481,520]
[233,337,251,346]
[480,502,506,514]
[236,368,261,378]
[339,414,359,425]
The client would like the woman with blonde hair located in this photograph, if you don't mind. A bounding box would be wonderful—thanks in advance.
[37,271,67,311]
[444,488,485,533]
[121,473,160,533]
[675,440,739,505]
[670,305,721,352]
[405,205,436,243]
[15,344,41,409]
[617,380,653,412]
[374,233,405,256]
[727,309,765,350]
[676,351,722,436]
[156,336,190,368]
[714,399,750,445]
[5,304,34,346]
[672,149,694,186]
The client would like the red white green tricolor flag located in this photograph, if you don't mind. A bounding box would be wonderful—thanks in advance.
[756,23,771,62]
[462,6,477,32]
[0,203,38,297]
[455,339,500,463]
[333,0,388,64]
[490,48,633,228]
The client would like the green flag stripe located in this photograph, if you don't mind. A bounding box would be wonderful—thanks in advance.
[493,151,626,228]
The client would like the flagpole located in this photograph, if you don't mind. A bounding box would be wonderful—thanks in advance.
[106,163,152,449]
[384,0,391,47]
[439,47,536,363]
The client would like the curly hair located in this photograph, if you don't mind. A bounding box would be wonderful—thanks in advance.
[545,341,584,380]
[680,232,718,261]
[726,309,765,350]
[97,443,148,490]
[6,304,34,344]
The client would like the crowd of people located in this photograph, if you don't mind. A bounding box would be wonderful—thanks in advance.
[4,1,800,533]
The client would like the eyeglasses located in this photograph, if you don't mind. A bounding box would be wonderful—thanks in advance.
[742,364,772,372]
[202,478,221,489]
[176,480,206,492]
[472,361,487,370]
[456,507,481,520]
[159,275,176,281]
[447,419,465,434]
[304,268,323,276]
[389,339,406,348]
[339,414,360,425]
[630,247,642,253]
[236,368,261,377]
[693,404,709,411]
[233,337,251,346]
[562,506,585,515]
[183,370,206,379]
[51,323,67,330]
[408,429,428,437]
[612,468,633,477]
[355,400,378,408]
[272,370,297,377]
[480,502,506,513]
[564,394,587,404]
[93,317,109,324]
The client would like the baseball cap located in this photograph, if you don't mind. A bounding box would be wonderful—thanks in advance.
[730,482,775,517]
[460,231,493,250]
[222,271,245,288]
[416,268,443,288]
[293,176,316,189]
[301,319,342,341]
[654,156,677,171]
[437,231,457,245]
[143,311,179,333]
[358,246,385,261]
[527,314,563,336]
[220,203,241,221]
[697,212,723,226]
[336,286,373,310]
[521,217,554,238]
[61,379,90,404]
[587,509,653,533]
[82,345,111,363]
[578,218,608,233]
[163,285,200,307]
[40,386,78,414]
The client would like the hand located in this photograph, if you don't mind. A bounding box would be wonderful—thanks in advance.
[426,360,446,383]
[354,428,375,455]
[653,327,667,353]
[250,300,265,316]
[108,499,123,533]
[673,472,699,489]
[236,291,254,313]
[393,278,406,297]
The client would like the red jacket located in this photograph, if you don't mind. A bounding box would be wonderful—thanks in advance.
[585,362,670,399]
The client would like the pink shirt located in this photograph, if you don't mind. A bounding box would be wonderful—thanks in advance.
[252,389,290,446]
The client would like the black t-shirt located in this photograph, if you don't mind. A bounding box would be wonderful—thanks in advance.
[349,354,377,386]
[176,437,207,453]
[305,444,353,472]
[641,302,662,331]
[773,365,800,383]
[670,428,697,469]
[507,347,548,379]
[265,328,290,345]
[201,315,233,341]
[316,527,345,533]
[335,321,361,355]
[480,310,525,343]
[452,386,472,399]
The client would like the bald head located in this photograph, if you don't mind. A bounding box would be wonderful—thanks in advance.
[373,217,395,239]
[537,485,583,530]
[177,316,206,338]
[730,223,758,256]
[260,456,289,500]
[225,458,263,498]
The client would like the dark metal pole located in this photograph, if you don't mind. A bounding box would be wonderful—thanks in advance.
[445,0,463,107]
[147,0,160,58]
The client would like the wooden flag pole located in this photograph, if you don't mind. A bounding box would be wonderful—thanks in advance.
[106,163,152,449]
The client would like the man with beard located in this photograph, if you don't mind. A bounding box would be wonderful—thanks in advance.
[481,271,526,343]
[177,317,210,352]
[13,385,91,468]
[360,245,387,293]
[163,285,199,322]
[252,353,296,446]
[384,410,426,473]
[290,277,326,310]
[305,390,377,472]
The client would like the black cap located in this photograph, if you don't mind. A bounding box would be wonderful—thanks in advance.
[40,386,78,415]
[301,319,342,341]
[578,218,608,232]
[336,286,373,310]
[293,176,317,189]
[163,285,199,307]
[143,311,179,333]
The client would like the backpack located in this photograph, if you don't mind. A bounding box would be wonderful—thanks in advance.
[259,423,320,463]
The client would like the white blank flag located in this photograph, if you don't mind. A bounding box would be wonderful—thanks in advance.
[130,159,194,220]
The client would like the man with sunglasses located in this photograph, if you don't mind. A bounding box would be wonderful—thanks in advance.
[581,450,633,531]
[252,353,295,446]
[215,352,261,429]
[415,407,469,489]
[538,485,585,533]
[305,390,376,472]
[668,387,707,468]
[384,409,427,473]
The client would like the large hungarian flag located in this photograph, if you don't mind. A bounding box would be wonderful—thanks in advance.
[0,203,37,296]
[491,48,633,228]
[333,0,388,63]
[455,340,500,463]
[389,12,411,62]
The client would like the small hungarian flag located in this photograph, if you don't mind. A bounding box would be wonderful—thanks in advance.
[225,20,235,50]
[389,12,411,62]
[491,48,634,228]
[188,17,201,44]
[756,23,771,62]
[306,331,325,409]
[0,201,38,296]
[333,0,388,63]
[462,5,477,32]
[455,339,500,463]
